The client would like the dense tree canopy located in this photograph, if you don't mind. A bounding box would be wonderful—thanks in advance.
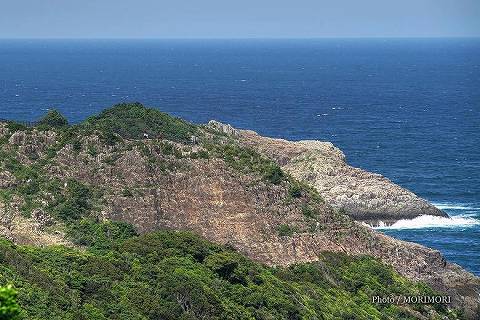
[0,227,459,320]
[81,102,198,142]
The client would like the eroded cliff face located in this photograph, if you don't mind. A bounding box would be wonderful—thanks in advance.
[0,120,479,318]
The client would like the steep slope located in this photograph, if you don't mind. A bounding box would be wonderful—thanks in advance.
[0,103,478,318]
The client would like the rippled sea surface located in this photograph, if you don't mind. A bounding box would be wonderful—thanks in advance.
[0,39,479,274]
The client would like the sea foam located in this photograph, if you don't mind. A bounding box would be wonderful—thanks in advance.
[375,214,480,230]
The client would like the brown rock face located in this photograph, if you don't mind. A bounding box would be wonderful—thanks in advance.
[1,121,479,318]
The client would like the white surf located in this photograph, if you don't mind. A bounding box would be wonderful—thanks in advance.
[375,214,480,230]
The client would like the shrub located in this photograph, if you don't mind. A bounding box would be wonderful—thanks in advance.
[287,178,324,203]
[122,188,134,197]
[100,130,122,146]
[16,179,40,197]
[277,224,296,237]
[0,190,13,203]
[157,141,182,158]
[81,103,197,143]
[288,183,303,198]
[37,110,68,128]
[189,150,209,160]
[0,137,8,146]
[204,252,248,285]
[301,204,316,219]
[66,218,137,250]
[264,164,284,185]
[51,180,93,221]
[87,145,98,157]
[121,231,217,263]
[71,139,82,152]
[0,285,21,320]
[5,122,27,133]
[197,150,209,159]
[211,143,285,185]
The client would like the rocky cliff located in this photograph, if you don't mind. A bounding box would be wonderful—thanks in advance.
[216,122,447,225]
[0,104,478,318]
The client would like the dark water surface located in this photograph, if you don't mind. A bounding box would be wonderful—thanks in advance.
[1,39,479,274]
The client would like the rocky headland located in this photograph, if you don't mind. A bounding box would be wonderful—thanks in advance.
[208,120,448,226]
[0,104,478,319]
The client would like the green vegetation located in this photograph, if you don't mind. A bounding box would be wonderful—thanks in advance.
[263,164,284,185]
[87,144,98,157]
[100,129,122,146]
[301,204,317,219]
[189,150,209,159]
[287,179,324,203]
[65,218,137,250]
[81,103,198,143]
[154,141,183,158]
[288,183,303,198]
[37,110,68,128]
[71,139,82,152]
[48,179,95,221]
[122,188,134,197]
[5,122,28,134]
[0,228,458,320]
[0,151,47,217]
[208,143,285,185]
[0,285,21,320]
[277,224,298,237]
[0,147,99,220]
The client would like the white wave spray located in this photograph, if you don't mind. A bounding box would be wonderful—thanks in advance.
[375,214,480,230]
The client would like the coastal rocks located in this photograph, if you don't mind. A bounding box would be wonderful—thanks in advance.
[236,127,448,224]
[207,120,239,136]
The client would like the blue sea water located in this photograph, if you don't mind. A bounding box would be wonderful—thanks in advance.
[0,39,479,274]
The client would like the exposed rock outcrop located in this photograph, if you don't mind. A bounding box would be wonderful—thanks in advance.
[0,201,70,247]
[207,120,240,136]
[230,126,448,225]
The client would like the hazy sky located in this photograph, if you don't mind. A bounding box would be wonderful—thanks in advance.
[1,0,479,38]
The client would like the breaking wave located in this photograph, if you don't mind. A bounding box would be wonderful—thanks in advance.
[375,214,480,230]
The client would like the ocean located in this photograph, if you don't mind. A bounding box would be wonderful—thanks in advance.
[0,39,479,274]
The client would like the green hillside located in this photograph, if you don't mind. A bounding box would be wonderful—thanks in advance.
[0,224,458,320]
